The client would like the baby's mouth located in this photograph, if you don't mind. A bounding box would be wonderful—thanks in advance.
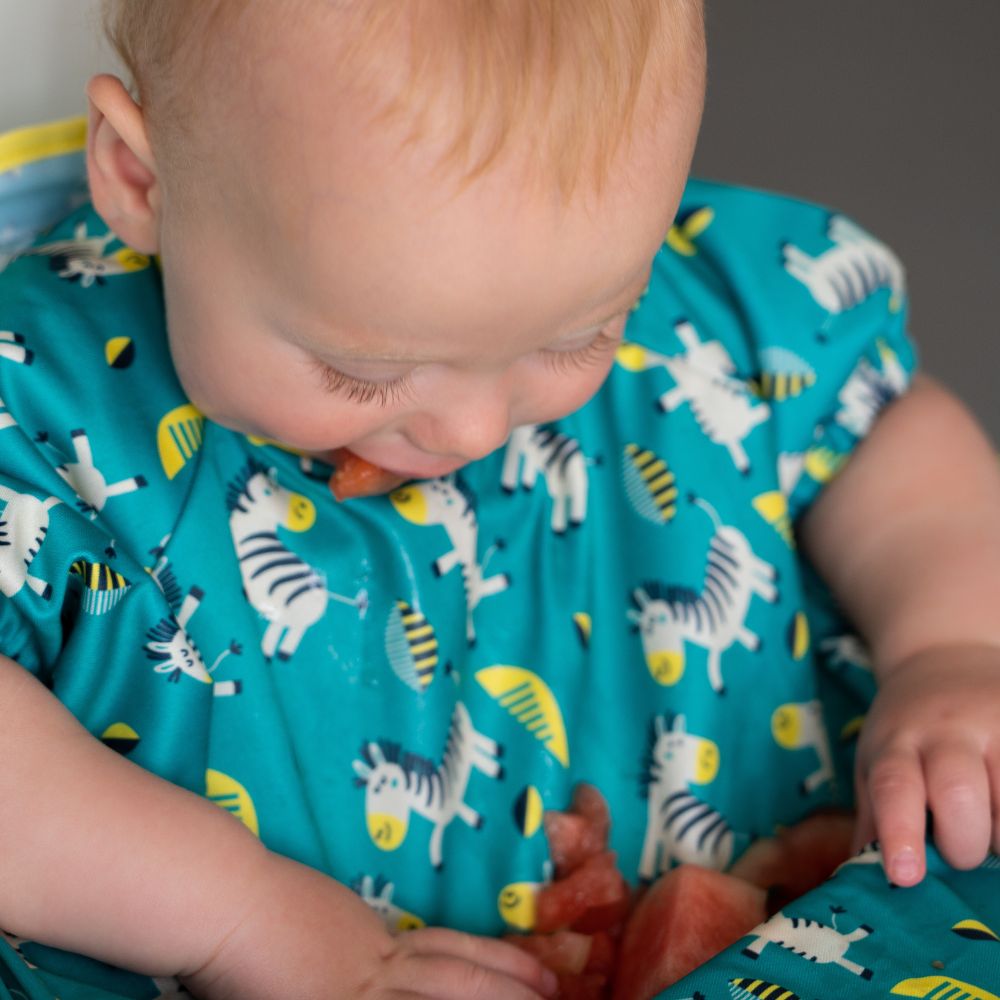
[326,449,410,500]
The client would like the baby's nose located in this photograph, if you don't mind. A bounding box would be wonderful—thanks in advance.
[421,382,513,462]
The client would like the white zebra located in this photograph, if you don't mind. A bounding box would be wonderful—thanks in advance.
[783,214,905,316]
[0,484,61,599]
[0,397,15,432]
[835,340,910,438]
[354,874,425,933]
[833,841,883,876]
[616,320,770,474]
[53,427,147,519]
[14,221,150,288]
[821,633,873,672]
[227,461,366,661]
[770,699,835,796]
[500,424,589,534]
[391,476,509,644]
[627,496,778,694]
[743,906,874,979]
[638,713,734,879]
[0,330,33,366]
[144,583,240,686]
[352,701,503,869]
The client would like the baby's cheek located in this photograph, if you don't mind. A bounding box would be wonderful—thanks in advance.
[516,361,614,427]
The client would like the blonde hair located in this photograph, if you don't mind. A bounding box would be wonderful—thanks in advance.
[102,0,703,194]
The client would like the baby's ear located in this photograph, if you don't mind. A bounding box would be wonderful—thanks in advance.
[86,74,161,254]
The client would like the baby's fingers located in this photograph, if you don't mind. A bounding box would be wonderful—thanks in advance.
[925,744,991,869]
[865,748,926,886]
[401,928,556,998]
[403,952,555,1000]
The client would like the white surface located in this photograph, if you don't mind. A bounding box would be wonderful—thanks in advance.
[0,0,112,131]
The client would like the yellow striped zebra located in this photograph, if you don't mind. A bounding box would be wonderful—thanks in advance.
[352,701,502,870]
[69,559,132,615]
[385,599,440,692]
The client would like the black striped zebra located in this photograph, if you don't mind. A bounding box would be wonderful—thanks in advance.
[391,477,509,644]
[352,701,503,869]
[227,460,365,661]
[627,495,778,694]
[783,214,905,316]
[500,424,589,533]
[638,713,734,879]
[743,906,874,979]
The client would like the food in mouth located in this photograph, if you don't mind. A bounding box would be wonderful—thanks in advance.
[327,449,409,500]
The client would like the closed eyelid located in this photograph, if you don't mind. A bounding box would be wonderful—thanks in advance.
[310,358,414,407]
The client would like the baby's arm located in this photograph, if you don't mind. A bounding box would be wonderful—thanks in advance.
[0,655,555,999]
[799,373,1000,885]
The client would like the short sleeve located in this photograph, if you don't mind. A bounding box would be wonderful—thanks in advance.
[663,180,919,524]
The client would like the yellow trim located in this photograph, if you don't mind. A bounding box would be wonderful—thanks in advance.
[0,117,87,175]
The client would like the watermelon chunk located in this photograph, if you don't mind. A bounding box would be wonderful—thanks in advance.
[729,809,854,913]
[536,851,631,934]
[571,782,611,842]
[327,449,408,500]
[556,972,609,999]
[545,810,608,877]
[612,865,767,1000]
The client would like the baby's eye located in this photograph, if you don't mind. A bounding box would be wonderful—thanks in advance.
[311,360,414,408]
[540,327,622,375]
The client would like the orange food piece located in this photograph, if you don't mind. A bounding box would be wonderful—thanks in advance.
[327,449,407,500]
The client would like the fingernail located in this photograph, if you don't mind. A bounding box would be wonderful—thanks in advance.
[890,848,919,885]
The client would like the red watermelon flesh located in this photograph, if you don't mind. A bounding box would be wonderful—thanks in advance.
[571,782,611,842]
[612,865,767,1000]
[535,850,631,934]
[545,810,608,877]
[728,809,854,913]
[557,972,609,1000]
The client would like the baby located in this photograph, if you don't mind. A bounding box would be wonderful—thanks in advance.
[0,1,999,999]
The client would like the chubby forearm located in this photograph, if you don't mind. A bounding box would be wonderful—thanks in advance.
[0,653,271,978]
[798,373,1000,674]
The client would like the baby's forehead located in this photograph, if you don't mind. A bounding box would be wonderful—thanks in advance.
[115,0,704,200]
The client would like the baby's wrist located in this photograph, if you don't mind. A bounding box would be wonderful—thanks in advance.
[876,637,1000,683]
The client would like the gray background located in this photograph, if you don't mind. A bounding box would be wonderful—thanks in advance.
[692,1,998,442]
[0,1,996,441]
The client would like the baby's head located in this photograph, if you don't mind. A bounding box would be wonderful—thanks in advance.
[90,0,705,477]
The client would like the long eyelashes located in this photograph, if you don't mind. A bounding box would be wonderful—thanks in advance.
[312,328,621,408]
[311,360,415,407]
[540,330,620,374]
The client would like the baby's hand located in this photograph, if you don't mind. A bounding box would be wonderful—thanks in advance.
[853,642,1000,886]
[180,850,556,1000]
